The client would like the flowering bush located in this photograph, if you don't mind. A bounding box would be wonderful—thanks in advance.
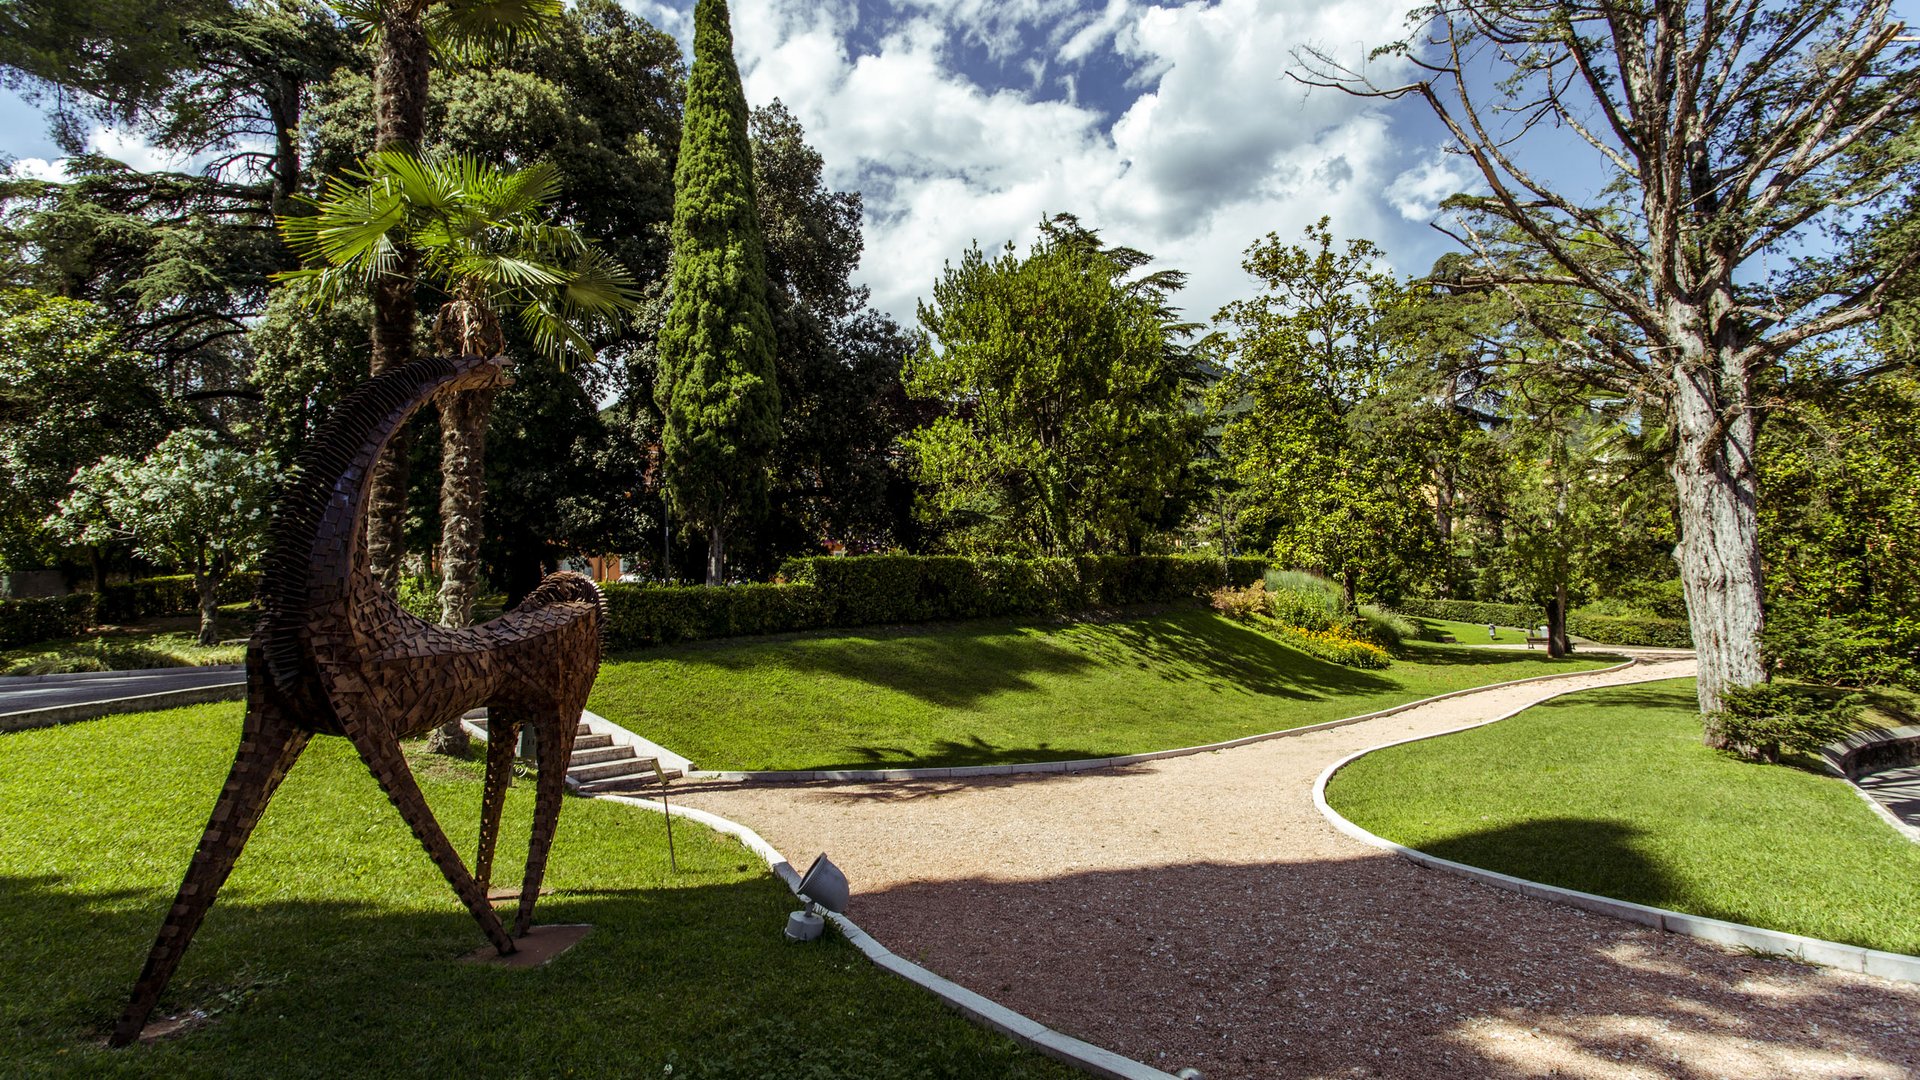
[1267,623,1393,669]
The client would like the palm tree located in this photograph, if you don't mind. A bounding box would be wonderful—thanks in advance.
[335,0,564,591]
[280,149,638,747]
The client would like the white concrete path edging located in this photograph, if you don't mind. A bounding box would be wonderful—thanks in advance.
[589,791,1175,1080]
[1311,687,1920,986]
[685,658,1641,784]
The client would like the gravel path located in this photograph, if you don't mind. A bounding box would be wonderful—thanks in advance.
[677,660,1920,1080]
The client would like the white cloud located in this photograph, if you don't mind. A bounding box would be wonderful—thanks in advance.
[654,0,1450,325]
[8,157,68,182]
[1387,154,1476,222]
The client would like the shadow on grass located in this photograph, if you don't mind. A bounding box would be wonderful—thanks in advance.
[1416,817,1677,909]
[854,854,1918,1080]
[611,611,1408,711]
[0,870,1069,1079]
[1533,683,1700,712]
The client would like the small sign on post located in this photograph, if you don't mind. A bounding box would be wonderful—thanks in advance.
[638,756,677,871]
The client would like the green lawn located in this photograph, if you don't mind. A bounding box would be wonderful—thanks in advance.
[1325,678,1920,956]
[589,607,1617,771]
[0,704,1074,1078]
[1413,617,1534,646]
[2,614,251,676]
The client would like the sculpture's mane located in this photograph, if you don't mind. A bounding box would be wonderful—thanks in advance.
[257,354,460,686]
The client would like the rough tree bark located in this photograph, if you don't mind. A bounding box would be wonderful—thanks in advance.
[707,523,726,586]
[1669,331,1766,720]
[436,386,496,629]
[193,574,222,647]
[365,0,430,594]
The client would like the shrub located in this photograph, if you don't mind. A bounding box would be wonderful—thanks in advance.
[1263,620,1392,669]
[1763,611,1918,688]
[1209,581,1270,620]
[1397,597,1542,628]
[1566,611,1694,648]
[1354,605,1421,652]
[1705,683,1865,763]
[1263,570,1344,632]
[97,572,260,623]
[602,582,831,648]
[396,576,441,622]
[0,593,98,649]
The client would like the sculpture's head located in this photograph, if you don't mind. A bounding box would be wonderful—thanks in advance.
[445,354,516,393]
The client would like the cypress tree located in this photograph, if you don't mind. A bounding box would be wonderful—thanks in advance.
[656,0,778,585]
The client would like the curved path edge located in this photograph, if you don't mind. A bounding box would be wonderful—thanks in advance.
[0,680,246,733]
[588,791,1176,1080]
[686,658,1641,783]
[1311,684,1920,985]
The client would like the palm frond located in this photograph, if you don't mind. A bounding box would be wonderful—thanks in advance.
[427,0,563,61]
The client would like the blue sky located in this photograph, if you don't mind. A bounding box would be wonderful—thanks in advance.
[1,0,1482,326]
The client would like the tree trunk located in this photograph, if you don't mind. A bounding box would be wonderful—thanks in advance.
[436,387,495,629]
[707,522,726,586]
[1341,571,1358,612]
[1669,339,1766,728]
[1547,583,1571,657]
[365,0,430,593]
[193,575,221,647]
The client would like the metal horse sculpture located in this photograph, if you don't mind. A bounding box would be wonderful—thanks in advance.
[111,353,605,1047]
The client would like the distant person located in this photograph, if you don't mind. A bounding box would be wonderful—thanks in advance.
[1488,623,1498,642]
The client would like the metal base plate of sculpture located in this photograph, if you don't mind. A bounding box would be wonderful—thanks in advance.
[110,354,606,1047]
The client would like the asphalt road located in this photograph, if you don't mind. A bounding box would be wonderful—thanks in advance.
[0,666,244,715]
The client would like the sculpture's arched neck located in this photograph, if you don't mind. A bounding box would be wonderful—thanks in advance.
[256,354,511,695]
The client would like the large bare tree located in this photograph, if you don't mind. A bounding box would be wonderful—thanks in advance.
[1300,0,1920,721]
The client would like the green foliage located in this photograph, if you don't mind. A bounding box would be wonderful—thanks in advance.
[783,554,1267,629]
[0,594,97,650]
[1565,611,1693,649]
[1262,569,1345,631]
[395,574,441,621]
[600,555,1269,651]
[0,288,177,568]
[1396,597,1541,628]
[49,430,273,643]
[602,581,828,647]
[904,216,1208,556]
[1760,373,1920,687]
[1704,683,1865,763]
[96,571,259,623]
[1355,604,1420,651]
[1215,219,1440,601]
[654,0,778,549]
[280,148,640,361]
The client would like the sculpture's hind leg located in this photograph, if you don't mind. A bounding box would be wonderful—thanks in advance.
[347,725,515,955]
[515,709,578,937]
[475,710,521,893]
[112,704,311,1047]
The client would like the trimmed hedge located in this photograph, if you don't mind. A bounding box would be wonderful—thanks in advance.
[1398,597,1542,628]
[0,593,98,650]
[1567,612,1694,648]
[602,583,830,648]
[602,556,1269,651]
[98,573,260,623]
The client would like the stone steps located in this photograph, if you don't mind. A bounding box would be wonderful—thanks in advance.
[467,714,681,789]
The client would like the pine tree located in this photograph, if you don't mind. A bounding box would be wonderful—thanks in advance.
[655,0,778,585]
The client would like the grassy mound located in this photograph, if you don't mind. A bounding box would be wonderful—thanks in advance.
[1326,678,1920,956]
[0,704,1074,1077]
[589,607,1617,771]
